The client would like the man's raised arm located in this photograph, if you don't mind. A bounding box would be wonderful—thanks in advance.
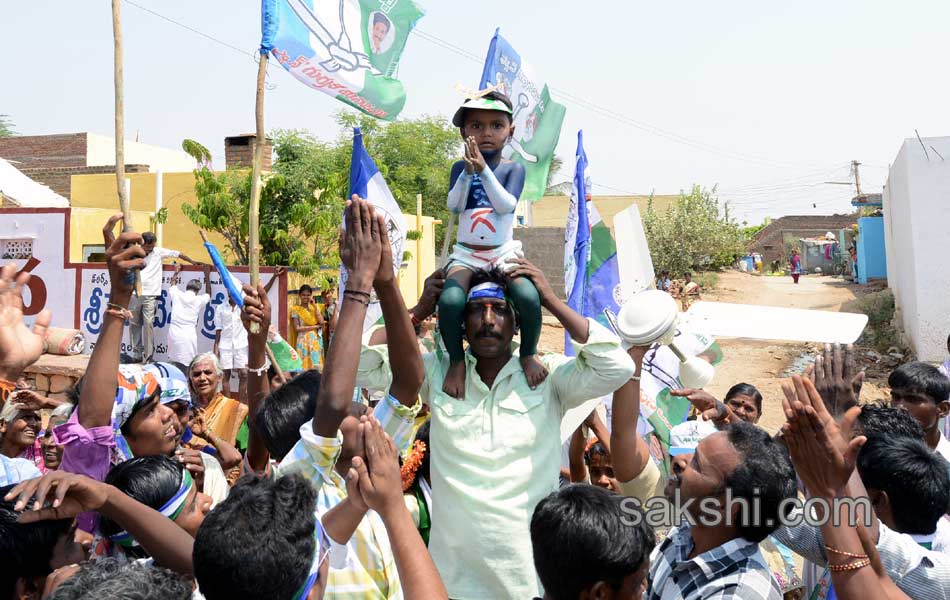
[372,217,422,407]
[311,197,382,438]
[79,214,146,429]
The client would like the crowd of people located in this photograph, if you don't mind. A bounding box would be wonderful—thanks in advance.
[2,90,950,600]
[0,201,948,600]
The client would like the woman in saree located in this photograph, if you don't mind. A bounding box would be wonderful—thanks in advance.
[290,284,324,370]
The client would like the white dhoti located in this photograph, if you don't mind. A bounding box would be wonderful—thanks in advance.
[166,324,198,365]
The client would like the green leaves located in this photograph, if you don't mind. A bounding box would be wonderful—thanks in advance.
[0,115,14,137]
[643,185,748,276]
[180,112,459,283]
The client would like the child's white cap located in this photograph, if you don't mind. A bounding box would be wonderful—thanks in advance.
[452,96,513,127]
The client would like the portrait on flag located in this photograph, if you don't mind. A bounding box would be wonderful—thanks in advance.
[479,29,566,201]
[261,0,424,120]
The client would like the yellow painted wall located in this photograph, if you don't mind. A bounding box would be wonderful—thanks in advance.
[69,171,437,308]
[531,194,680,228]
[70,172,228,261]
[68,207,152,262]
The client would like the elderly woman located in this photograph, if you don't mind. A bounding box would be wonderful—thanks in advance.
[187,353,248,453]
[0,400,44,473]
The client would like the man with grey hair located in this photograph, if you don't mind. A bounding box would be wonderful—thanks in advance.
[165,263,211,366]
[129,230,203,363]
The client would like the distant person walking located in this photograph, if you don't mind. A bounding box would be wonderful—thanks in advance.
[789,249,802,284]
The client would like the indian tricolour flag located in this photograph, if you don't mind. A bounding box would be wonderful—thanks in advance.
[478,29,566,201]
[338,128,407,331]
[261,0,424,120]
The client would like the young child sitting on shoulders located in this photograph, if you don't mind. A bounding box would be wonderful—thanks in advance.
[440,90,546,397]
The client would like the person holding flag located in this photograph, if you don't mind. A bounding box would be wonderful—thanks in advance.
[439,90,547,398]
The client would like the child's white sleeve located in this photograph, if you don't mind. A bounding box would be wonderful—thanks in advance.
[478,166,518,214]
[447,172,472,213]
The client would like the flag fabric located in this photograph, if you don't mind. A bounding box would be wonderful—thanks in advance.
[261,0,424,121]
[338,128,407,331]
[638,329,724,475]
[203,241,245,308]
[478,29,566,201]
[563,131,622,355]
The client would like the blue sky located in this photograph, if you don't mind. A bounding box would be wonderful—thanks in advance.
[5,0,949,224]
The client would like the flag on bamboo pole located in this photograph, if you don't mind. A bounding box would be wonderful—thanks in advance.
[478,28,566,201]
[338,128,407,331]
[202,239,245,308]
[563,131,621,356]
[261,0,424,121]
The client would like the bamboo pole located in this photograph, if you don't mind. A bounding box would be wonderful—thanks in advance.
[112,0,141,294]
[248,52,268,334]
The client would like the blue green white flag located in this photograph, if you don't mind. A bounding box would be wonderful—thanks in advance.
[261,0,424,120]
[478,29,566,201]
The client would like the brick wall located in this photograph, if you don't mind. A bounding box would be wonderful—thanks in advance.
[752,215,857,264]
[0,133,88,169]
[514,227,566,300]
[20,164,150,199]
[224,135,273,170]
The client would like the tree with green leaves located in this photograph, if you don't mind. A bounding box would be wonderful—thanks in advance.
[0,115,15,137]
[180,111,461,280]
[643,185,747,275]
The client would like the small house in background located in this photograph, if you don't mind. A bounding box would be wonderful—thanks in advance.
[851,193,886,285]
[798,235,840,273]
[751,214,858,267]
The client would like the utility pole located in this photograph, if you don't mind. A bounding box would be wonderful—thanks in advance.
[852,160,862,196]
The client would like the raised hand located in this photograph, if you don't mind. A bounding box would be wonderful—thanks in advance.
[809,343,863,417]
[462,137,476,175]
[340,196,382,293]
[349,416,403,518]
[4,471,110,521]
[374,212,395,287]
[0,263,51,382]
[102,212,146,306]
[412,270,445,320]
[240,282,271,345]
[466,137,487,172]
[781,375,865,497]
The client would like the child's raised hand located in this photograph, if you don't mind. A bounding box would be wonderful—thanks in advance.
[466,137,487,172]
[462,136,476,174]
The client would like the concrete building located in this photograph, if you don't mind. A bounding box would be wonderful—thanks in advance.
[751,215,858,265]
[883,136,950,362]
[0,132,197,199]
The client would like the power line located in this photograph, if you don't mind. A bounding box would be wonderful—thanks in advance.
[124,0,257,60]
[117,2,846,207]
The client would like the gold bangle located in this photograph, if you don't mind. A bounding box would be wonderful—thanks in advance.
[828,558,871,572]
[825,545,868,559]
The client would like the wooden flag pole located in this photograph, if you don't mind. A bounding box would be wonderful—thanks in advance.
[248,52,268,334]
[112,0,141,294]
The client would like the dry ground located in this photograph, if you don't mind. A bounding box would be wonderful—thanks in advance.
[539,271,891,434]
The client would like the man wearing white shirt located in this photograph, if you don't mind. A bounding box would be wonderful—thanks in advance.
[213,298,248,399]
[129,232,202,362]
[888,362,950,462]
[165,264,212,366]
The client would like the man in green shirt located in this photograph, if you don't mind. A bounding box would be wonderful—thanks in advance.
[358,259,635,599]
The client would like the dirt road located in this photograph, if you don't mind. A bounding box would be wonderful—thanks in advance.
[703,271,892,433]
[539,270,888,434]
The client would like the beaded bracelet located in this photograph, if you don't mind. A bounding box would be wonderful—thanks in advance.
[828,558,871,572]
[825,546,869,559]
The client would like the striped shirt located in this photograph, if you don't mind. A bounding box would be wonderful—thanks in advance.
[774,515,950,600]
[276,393,419,600]
[648,523,781,600]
